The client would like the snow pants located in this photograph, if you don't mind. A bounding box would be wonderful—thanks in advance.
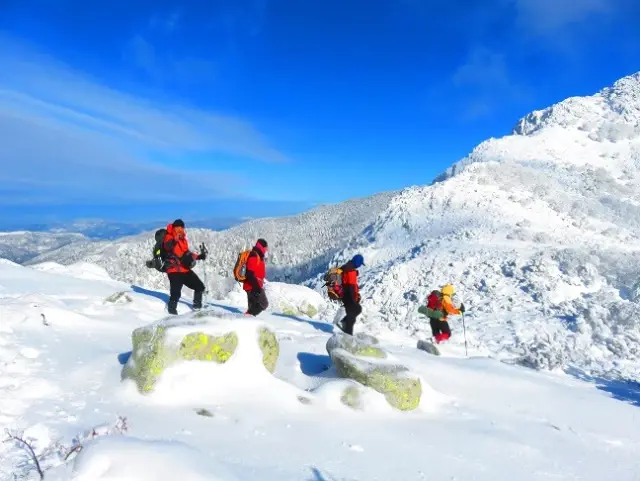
[167,270,205,314]
[340,301,362,335]
[246,288,269,316]
[429,317,451,339]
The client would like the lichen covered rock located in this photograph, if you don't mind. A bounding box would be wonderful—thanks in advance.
[330,348,422,411]
[326,332,386,359]
[105,291,133,304]
[258,327,279,373]
[179,331,239,363]
[299,379,368,410]
[122,313,279,393]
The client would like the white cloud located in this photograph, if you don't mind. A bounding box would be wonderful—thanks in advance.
[452,46,528,119]
[0,34,287,204]
[513,0,615,35]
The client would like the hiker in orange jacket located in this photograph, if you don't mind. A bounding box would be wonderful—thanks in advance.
[243,238,269,316]
[419,284,465,343]
[163,219,207,315]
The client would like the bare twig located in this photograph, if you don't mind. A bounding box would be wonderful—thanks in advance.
[4,431,44,480]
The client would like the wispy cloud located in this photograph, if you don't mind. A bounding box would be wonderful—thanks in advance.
[0,34,287,205]
[445,0,634,119]
[124,34,217,85]
[452,46,529,119]
[149,11,183,33]
[512,0,617,37]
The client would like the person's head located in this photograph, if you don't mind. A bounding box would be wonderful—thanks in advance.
[255,238,268,254]
[351,254,365,268]
[172,219,185,235]
[441,284,455,297]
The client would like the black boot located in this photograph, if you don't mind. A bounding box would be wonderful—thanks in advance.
[193,290,203,310]
[167,299,178,315]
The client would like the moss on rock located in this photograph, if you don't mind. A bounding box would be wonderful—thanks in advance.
[340,385,363,410]
[258,327,279,373]
[326,333,386,359]
[306,304,318,318]
[179,332,238,363]
[122,325,178,393]
[330,349,422,411]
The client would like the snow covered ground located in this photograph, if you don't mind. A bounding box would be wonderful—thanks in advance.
[1,261,639,480]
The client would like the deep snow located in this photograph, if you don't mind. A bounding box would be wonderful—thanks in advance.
[1,261,639,480]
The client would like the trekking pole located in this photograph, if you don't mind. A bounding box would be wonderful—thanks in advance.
[462,312,468,357]
[458,288,468,357]
[200,243,209,308]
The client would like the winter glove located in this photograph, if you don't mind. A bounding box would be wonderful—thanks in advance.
[460,303,466,314]
[199,252,207,261]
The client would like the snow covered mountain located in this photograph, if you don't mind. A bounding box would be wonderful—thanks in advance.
[24,71,640,382]
[27,193,397,298]
[0,231,88,263]
[314,71,640,381]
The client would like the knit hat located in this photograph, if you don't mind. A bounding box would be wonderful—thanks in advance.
[257,238,268,248]
[351,254,365,268]
[172,219,185,228]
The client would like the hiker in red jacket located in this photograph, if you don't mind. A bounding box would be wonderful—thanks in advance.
[243,238,269,316]
[336,254,364,335]
[163,219,207,315]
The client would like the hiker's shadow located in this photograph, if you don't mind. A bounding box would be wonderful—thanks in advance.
[131,285,191,308]
[206,302,243,314]
[271,312,334,334]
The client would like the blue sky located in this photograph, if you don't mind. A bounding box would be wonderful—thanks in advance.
[0,0,639,224]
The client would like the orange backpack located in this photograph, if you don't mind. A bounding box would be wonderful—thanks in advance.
[233,250,253,282]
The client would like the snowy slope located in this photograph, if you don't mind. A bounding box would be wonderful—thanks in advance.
[1,262,639,481]
[0,231,88,263]
[307,72,640,381]
[27,192,397,298]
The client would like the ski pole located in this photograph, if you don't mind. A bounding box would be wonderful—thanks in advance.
[200,243,209,308]
[462,311,468,357]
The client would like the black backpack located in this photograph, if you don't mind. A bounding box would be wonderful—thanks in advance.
[145,228,170,272]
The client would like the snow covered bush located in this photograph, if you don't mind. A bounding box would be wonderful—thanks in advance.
[515,331,574,371]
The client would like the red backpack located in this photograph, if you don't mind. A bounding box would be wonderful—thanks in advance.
[426,290,444,319]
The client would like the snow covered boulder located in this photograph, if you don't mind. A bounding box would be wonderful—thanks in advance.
[327,337,422,411]
[265,281,326,318]
[121,312,279,394]
[326,332,386,359]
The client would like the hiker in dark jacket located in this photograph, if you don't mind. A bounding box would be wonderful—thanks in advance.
[163,219,207,315]
[243,238,269,316]
[337,254,365,335]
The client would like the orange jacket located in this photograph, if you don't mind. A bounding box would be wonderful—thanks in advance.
[163,224,199,274]
[439,295,461,320]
